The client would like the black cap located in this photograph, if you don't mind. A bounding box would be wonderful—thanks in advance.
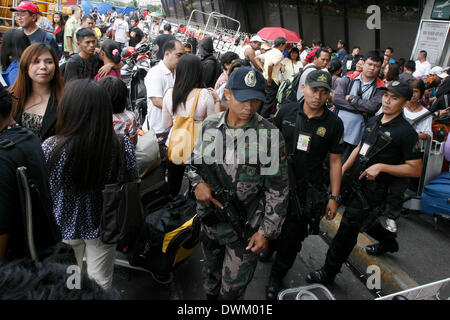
[379,80,413,100]
[305,70,332,91]
[225,67,266,102]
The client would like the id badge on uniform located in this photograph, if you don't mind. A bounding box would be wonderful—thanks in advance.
[297,132,312,152]
[359,143,371,157]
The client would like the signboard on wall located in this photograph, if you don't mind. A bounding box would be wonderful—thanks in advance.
[431,0,450,20]
[62,0,79,5]
[411,19,450,66]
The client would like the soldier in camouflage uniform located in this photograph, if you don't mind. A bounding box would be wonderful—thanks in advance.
[187,67,289,300]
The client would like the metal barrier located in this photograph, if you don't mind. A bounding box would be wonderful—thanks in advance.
[278,284,336,300]
[375,278,450,300]
[278,278,450,300]
[403,138,445,212]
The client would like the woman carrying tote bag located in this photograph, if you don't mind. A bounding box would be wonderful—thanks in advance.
[42,79,138,290]
[162,54,218,197]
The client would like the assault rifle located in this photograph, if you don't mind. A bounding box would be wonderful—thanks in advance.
[341,155,370,210]
[287,155,303,219]
[195,163,248,240]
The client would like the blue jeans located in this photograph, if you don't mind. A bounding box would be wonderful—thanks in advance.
[118,42,125,53]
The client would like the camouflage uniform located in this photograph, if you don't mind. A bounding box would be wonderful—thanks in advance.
[187,110,289,300]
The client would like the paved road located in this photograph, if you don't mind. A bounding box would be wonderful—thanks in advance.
[112,207,450,301]
[392,211,450,297]
[112,230,375,300]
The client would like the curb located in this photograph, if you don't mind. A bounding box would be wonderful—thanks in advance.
[320,210,419,295]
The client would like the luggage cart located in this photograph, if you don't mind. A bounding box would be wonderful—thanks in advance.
[183,10,241,57]
[375,278,450,300]
[278,278,450,300]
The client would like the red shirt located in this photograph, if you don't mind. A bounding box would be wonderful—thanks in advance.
[304,48,319,64]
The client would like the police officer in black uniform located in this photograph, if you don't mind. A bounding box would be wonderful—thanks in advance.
[264,70,345,300]
[306,79,423,285]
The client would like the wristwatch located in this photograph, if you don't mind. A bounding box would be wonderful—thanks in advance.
[328,194,342,203]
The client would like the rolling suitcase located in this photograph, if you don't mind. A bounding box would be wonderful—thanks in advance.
[420,172,450,218]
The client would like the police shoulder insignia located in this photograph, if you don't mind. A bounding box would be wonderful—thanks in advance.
[245,70,257,87]
[316,126,326,137]
[392,81,400,86]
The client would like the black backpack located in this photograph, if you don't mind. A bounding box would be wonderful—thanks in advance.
[276,64,318,110]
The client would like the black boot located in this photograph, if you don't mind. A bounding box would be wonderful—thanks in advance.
[266,276,283,300]
[305,268,336,285]
[365,241,399,256]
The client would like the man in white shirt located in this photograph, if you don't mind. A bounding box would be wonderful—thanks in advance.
[239,35,264,71]
[255,36,287,118]
[112,13,129,52]
[110,7,118,19]
[144,39,185,134]
[413,50,432,78]
[296,47,331,101]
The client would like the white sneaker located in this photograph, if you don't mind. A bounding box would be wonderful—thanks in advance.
[385,218,398,233]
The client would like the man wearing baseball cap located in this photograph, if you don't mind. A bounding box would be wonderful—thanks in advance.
[239,35,264,72]
[306,79,422,285]
[10,1,59,56]
[187,67,289,300]
[264,70,345,299]
[430,66,449,84]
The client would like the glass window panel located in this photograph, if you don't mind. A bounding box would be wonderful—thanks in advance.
[378,0,421,60]
[321,0,346,49]
[281,2,301,36]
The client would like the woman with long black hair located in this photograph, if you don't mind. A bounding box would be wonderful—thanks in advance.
[0,29,30,86]
[162,54,217,197]
[42,79,138,290]
[53,12,65,58]
[9,43,64,142]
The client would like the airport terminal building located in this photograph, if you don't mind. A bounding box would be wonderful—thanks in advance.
[161,0,450,65]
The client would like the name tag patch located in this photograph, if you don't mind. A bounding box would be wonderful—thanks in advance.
[359,143,371,157]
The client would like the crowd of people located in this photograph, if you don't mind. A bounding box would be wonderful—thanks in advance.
[0,1,449,301]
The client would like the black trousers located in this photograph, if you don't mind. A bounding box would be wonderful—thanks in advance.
[323,182,399,275]
[259,81,279,118]
[167,161,185,197]
[342,142,357,164]
[269,205,309,280]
